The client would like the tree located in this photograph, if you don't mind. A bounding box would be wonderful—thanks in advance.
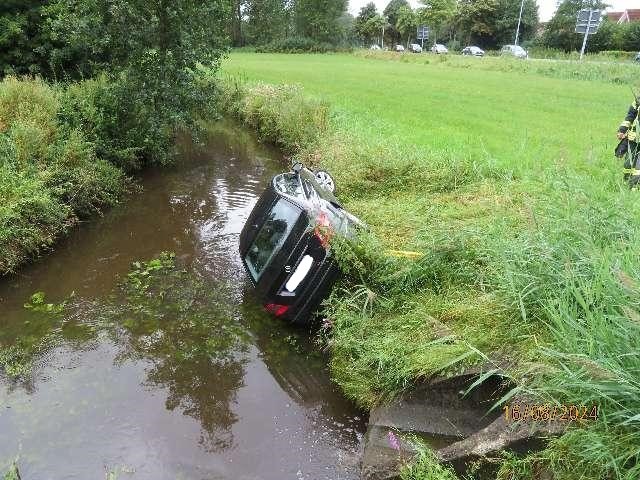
[396,6,418,47]
[355,2,379,44]
[418,0,456,44]
[336,12,357,45]
[0,0,88,78]
[45,0,230,167]
[540,0,606,51]
[294,0,348,43]
[383,0,410,46]
[362,14,386,47]
[455,0,498,47]
[229,0,247,47]
[494,0,537,46]
[246,0,290,45]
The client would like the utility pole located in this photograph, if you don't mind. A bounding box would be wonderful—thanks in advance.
[382,16,386,49]
[514,0,525,45]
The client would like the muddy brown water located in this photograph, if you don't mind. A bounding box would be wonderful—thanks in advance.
[0,122,365,480]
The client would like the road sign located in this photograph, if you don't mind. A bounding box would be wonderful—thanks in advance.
[577,9,601,23]
[417,25,429,40]
[575,24,599,34]
[575,9,601,60]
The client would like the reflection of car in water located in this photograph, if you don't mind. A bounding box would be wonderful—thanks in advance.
[240,163,363,325]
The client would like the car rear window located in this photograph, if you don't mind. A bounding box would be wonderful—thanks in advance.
[245,198,301,281]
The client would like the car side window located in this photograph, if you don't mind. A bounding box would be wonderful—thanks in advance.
[245,198,301,281]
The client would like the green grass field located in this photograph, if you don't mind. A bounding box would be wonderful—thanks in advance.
[220,52,640,479]
[224,52,626,167]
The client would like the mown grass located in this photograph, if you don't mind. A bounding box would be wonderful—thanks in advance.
[352,50,640,85]
[220,53,640,478]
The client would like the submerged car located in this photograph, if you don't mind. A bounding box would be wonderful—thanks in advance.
[431,43,448,54]
[501,44,528,59]
[239,163,363,325]
[462,46,485,57]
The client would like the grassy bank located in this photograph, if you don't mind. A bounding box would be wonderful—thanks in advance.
[220,53,640,478]
[0,77,128,274]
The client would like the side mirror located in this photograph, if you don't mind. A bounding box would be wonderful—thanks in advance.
[292,162,303,173]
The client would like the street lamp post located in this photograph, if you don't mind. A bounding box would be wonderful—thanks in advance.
[514,0,525,45]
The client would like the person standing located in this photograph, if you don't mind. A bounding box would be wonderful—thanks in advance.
[616,97,639,188]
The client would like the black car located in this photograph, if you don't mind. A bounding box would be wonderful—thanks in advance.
[240,163,362,325]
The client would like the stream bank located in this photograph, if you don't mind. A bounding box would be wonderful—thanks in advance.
[0,122,365,479]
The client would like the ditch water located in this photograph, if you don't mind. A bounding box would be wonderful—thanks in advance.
[0,122,365,480]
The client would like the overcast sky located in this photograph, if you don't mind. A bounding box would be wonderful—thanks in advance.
[347,0,638,22]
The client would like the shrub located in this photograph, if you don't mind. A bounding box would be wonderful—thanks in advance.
[219,80,329,154]
[0,76,129,272]
[256,37,341,54]
[0,166,72,273]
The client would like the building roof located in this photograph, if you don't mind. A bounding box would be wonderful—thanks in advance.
[606,9,640,23]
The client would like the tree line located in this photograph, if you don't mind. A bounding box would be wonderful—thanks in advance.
[352,0,538,50]
[541,0,640,52]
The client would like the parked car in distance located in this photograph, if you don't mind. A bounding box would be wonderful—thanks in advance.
[462,46,485,57]
[394,44,405,52]
[410,43,423,53]
[239,163,363,325]
[501,44,528,59]
[431,43,448,54]
[370,44,381,50]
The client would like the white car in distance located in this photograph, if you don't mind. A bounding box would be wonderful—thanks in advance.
[431,43,448,54]
[501,44,528,59]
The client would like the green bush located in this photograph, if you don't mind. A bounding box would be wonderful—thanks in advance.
[0,166,72,273]
[0,76,128,273]
[219,80,329,154]
[256,37,344,54]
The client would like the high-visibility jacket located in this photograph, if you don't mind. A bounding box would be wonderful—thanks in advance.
[619,100,639,141]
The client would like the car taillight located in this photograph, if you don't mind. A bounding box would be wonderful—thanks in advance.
[264,303,290,317]
[314,212,334,249]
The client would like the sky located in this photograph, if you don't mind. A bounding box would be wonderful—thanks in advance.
[347,0,639,22]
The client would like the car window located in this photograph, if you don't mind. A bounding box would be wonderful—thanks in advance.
[274,173,304,200]
[245,198,301,281]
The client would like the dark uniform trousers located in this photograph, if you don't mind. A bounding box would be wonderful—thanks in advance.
[618,100,640,189]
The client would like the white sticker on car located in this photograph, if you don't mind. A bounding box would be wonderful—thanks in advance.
[285,255,314,292]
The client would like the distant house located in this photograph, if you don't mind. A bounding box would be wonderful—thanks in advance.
[606,9,640,23]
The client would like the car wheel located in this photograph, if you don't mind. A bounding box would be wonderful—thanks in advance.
[314,170,336,193]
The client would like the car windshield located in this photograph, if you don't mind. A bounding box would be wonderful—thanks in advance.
[514,46,525,53]
[245,198,301,281]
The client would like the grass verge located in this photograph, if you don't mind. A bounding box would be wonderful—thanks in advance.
[218,52,640,478]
